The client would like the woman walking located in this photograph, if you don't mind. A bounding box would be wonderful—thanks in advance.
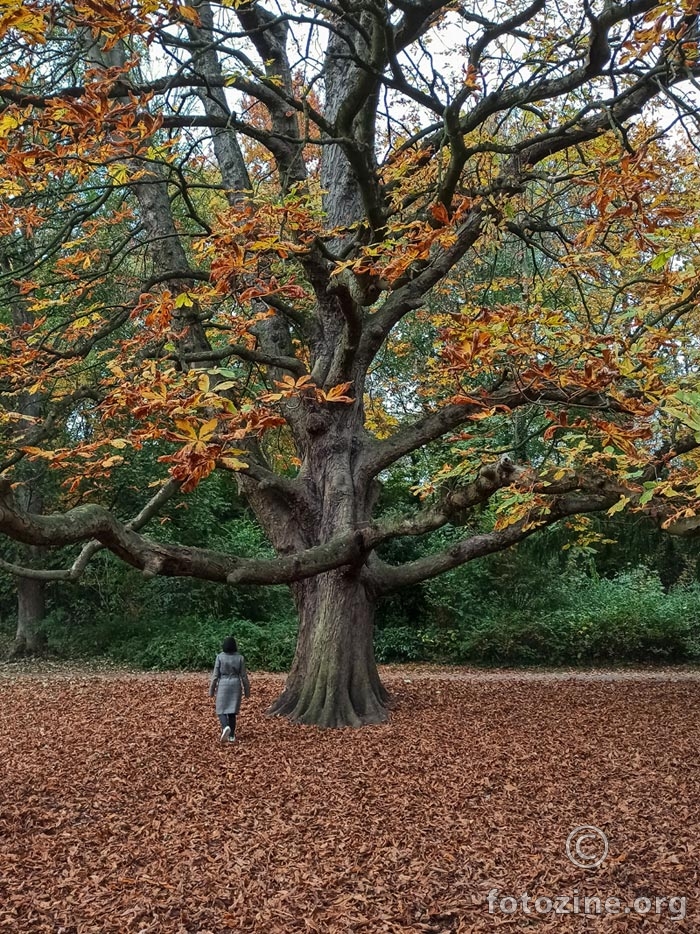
[209,636,251,743]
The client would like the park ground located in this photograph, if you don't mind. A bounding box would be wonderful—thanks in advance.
[1,664,699,932]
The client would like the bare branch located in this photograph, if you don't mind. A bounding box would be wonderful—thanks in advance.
[174,344,307,376]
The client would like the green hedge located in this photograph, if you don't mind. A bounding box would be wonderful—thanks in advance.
[454,570,700,665]
[22,568,700,671]
[120,617,298,672]
[37,611,298,671]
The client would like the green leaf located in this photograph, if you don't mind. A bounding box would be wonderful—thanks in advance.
[648,249,675,271]
[607,495,630,516]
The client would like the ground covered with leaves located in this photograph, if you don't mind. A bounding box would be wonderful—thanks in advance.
[1,667,698,932]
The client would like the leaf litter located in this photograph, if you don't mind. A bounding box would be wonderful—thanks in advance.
[0,669,698,932]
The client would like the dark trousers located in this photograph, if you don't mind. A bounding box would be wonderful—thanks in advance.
[218,713,237,735]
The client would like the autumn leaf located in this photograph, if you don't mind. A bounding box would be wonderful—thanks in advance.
[198,418,218,442]
[173,420,198,440]
[429,202,450,225]
[319,381,354,404]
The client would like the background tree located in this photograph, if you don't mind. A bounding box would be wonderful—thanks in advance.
[0,0,699,725]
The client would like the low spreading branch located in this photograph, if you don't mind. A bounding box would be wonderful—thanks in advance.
[366,489,617,594]
[0,478,183,582]
[3,434,697,590]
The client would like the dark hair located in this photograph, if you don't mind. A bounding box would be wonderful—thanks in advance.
[222,636,238,654]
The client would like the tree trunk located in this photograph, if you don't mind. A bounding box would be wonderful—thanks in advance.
[268,568,389,727]
[2,247,48,658]
[10,560,46,657]
[9,478,47,657]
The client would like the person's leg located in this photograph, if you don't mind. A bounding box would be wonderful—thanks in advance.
[218,713,230,741]
[227,713,237,739]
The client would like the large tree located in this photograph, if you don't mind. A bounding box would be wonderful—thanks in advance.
[1,0,700,725]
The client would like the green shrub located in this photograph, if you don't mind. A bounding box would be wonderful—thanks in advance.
[37,605,298,672]
[457,614,566,666]
[226,619,298,671]
[111,616,224,669]
[374,626,426,662]
[374,625,459,663]
[548,570,698,663]
[454,570,700,666]
[109,616,298,671]
[26,560,700,672]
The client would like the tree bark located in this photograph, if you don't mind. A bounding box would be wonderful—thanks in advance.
[11,561,46,657]
[10,475,47,657]
[268,568,389,727]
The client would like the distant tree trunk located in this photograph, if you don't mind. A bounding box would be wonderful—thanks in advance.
[11,560,46,657]
[1,246,49,658]
[268,568,388,726]
[9,484,47,658]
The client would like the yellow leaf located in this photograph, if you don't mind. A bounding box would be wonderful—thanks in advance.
[0,179,23,196]
[174,292,195,308]
[107,163,129,185]
[198,418,218,442]
[21,446,54,458]
[607,495,630,516]
[0,112,22,139]
[0,3,45,41]
[174,419,198,439]
[219,456,247,471]
[101,455,124,468]
[176,5,200,22]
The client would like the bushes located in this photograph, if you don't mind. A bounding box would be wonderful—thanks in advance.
[458,614,564,666]
[38,611,299,671]
[106,616,298,671]
[374,625,459,663]
[11,549,700,672]
[454,570,700,666]
[221,619,297,672]
[111,616,225,669]
[547,570,698,664]
[31,552,299,671]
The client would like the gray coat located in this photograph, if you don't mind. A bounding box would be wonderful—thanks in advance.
[209,651,251,715]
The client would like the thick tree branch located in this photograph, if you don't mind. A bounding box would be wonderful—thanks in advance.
[367,490,616,594]
[172,343,307,375]
[369,432,700,593]
[0,478,184,582]
[361,384,631,480]
[0,477,366,585]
